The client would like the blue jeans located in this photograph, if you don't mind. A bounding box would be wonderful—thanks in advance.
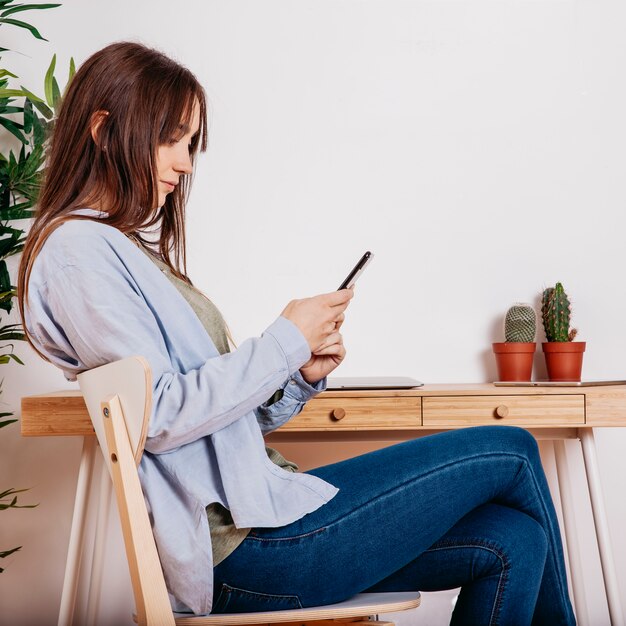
[213,426,576,625]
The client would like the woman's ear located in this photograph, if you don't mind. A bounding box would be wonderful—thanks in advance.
[90,110,109,148]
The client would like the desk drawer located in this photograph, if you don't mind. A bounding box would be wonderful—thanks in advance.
[423,395,585,427]
[283,397,422,431]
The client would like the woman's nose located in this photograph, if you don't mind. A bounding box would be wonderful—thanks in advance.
[175,148,193,174]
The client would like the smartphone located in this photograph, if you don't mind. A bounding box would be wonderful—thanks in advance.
[338,251,374,290]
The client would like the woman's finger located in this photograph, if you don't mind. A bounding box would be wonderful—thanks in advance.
[333,313,345,331]
[313,332,343,354]
[312,344,346,356]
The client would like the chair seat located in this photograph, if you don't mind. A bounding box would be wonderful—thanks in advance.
[171,591,421,625]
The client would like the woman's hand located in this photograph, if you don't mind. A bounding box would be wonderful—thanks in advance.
[298,316,346,383]
[281,289,353,383]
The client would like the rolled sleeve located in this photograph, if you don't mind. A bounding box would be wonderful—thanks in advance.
[255,369,326,434]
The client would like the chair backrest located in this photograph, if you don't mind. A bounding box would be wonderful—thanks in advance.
[77,355,152,470]
[78,356,175,626]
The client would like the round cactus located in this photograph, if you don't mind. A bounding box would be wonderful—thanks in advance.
[541,282,577,342]
[504,303,537,343]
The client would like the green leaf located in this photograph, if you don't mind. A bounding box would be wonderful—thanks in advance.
[28,96,51,120]
[0,87,28,99]
[51,75,60,108]
[0,68,17,79]
[0,220,19,238]
[1,4,61,17]
[32,109,45,143]
[0,322,23,332]
[0,418,17,429]
[68,56,75,83]
[3,352,24,365]
[0,499,36,510]
[0,259,10,290]
[22,96,32,133]
[0,326,25,340]
[20,143,43,179]
[43,53,55,107]
[17,86,44,104]
[0,487,36,509]
[0,225,23,237]
[0,17,46,40]
[0,547,22,567]
[0,116,26,143]
[5,241,25,255]
[0,487,29,500]
[0,105,23,116]
[0,208,33,220]
[0,236,21,258]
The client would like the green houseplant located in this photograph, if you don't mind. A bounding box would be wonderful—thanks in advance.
[541,282,585,381]
[0,0,70,571]
[492,303,537,381]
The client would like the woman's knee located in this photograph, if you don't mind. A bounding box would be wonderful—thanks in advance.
[469,425,540,463]
[452,504,549,577]
[501,425,539,456]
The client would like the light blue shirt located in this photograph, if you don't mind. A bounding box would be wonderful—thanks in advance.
[25,212,339,614]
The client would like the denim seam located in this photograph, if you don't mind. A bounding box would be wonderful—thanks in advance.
[513,456,571,614]
[246,526,328,542]
[217,583,303,611]
[309,451,538,530]
[424,540,510,626]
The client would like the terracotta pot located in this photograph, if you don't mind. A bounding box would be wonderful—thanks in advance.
[492,342,536,381]
[542,342,586,381]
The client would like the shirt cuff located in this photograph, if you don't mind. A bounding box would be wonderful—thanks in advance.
[283,369,327,402]
[264,316,311,373]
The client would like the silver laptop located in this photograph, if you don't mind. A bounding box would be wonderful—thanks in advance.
[327,376,423,390]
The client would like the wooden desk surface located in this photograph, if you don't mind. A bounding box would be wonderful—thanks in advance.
[21,383,626,438]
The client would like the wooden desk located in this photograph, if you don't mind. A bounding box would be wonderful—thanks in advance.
[22,383,626,626]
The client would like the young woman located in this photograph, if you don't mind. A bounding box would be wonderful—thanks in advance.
[18,42,575,625]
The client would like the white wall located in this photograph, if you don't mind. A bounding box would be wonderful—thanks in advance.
[1,1,625,624]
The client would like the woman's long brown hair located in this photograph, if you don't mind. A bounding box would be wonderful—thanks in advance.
[18,41,208,356]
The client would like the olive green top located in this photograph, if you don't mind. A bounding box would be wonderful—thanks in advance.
[145,251,297,565]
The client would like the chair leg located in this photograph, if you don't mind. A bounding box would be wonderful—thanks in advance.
[86,456,113,625]
[58,436,97,626]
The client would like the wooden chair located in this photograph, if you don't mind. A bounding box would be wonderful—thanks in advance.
[77,356,421,626]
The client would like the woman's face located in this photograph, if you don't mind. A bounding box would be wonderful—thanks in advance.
[155,100,201,208]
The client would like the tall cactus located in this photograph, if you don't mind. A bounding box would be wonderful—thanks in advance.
[504,304,536,342]
[541,282,578,342]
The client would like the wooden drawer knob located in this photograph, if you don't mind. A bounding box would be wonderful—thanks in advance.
[331,408,346,421]
[495,405,509,419]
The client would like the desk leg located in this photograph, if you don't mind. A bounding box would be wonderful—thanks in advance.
[554,440,589,626]
[580,428,625,626]
[58,436,97,626]
[85,456,112,626]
